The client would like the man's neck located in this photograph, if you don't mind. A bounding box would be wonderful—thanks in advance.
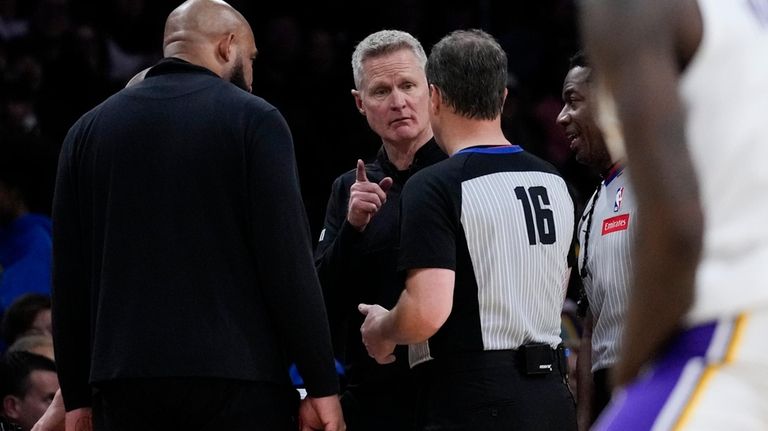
[440,116,509,156]
[601,159,625,179]
[382,132,433,171]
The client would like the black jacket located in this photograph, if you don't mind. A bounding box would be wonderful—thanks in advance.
[314,139,446,385]
[52,58,338,410]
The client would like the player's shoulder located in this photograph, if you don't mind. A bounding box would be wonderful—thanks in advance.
[582,0,678,45]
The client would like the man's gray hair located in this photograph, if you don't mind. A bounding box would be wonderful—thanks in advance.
[351,30,427,90]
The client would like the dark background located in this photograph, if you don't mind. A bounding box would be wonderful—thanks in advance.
[0,0,597,242]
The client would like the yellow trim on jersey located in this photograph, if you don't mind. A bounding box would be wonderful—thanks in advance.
[673,313,748,431]
[724,314,747,363]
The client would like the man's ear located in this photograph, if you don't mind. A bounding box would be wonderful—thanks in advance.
[351,89,365,115]
[430,84,441,115]
[3,394,22,420]
[217,33,236,63]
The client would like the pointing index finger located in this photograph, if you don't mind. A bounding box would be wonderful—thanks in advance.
[358,303,370,315]
[356,159,368,183]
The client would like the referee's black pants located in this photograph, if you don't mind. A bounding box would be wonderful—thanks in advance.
[592,367,613,422]
[92,378,299,431]
[412,350,577,431]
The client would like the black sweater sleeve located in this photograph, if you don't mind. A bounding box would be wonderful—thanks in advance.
[246,109,339,397]
[52,119,93,411]
[314,176,367,310]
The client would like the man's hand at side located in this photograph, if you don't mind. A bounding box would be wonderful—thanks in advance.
[298,395,345,431]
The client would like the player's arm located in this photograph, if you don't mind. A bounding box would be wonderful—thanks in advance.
[581,0,704,387]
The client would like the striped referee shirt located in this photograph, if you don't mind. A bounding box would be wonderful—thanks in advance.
[398,145,575,368]
[578,165,636,372]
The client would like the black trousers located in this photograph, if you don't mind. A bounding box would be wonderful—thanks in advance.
[340,376,417,431]
[592,368,612,421]
[413,350,577,431]
[92,378,299,431]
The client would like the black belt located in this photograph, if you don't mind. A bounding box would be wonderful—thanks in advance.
[415,344,567,377]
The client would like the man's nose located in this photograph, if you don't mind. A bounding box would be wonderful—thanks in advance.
[390,89,407,109]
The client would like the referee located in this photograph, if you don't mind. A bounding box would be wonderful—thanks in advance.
[360,29,576,431]
[556,52,636,429]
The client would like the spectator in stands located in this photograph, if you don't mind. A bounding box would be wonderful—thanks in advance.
[8,335,54,361]
[0,351,58,431]
[0,151,52,317]
[1,294,51,349]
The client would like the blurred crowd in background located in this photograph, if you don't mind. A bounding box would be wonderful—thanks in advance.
[0,0,597,238]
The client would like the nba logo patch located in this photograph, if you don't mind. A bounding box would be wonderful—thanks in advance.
[613,187,624,212]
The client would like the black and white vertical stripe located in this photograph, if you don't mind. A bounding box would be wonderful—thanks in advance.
[401,150,577,369]
[579,171,635,372]
[460,171,573,350]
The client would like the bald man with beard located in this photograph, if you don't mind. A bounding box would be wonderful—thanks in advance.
[50,1,344,430]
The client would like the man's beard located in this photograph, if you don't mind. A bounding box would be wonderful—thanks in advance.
[229,57,249,92]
